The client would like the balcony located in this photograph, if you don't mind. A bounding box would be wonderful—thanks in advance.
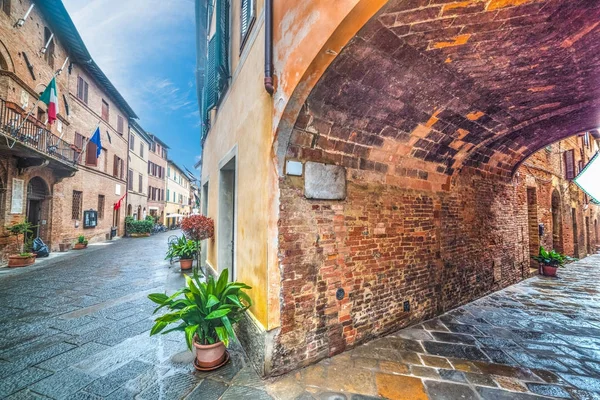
[0,98,77,175]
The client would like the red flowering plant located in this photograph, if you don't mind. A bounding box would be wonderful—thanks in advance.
[180,215,214,275]
[181,215,214,241]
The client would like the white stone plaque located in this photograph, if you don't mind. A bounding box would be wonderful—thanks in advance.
[11,178,24,214]
[115,184,121,195]
[20,90,29,108]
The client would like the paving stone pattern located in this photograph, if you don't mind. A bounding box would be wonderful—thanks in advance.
[265,254,600,399]
[0,233,272,400]
[1,233,600,399]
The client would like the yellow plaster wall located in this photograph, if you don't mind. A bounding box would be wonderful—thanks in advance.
[202,20,273,328]
[202,0,389,331]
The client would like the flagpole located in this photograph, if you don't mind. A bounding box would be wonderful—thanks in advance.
[74,119,102,164]
[5,68,61,149]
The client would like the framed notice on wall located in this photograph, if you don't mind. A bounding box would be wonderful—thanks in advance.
[83,210,98,229]
[10,178,24,214]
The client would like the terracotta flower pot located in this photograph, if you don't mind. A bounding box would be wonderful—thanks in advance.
[8,255,35,268]
[180,258,193,270]
[542,265,558,277]
[73,243,87,250]
[193,340,226,369]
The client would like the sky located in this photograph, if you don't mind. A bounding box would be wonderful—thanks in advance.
[62,0,200,175]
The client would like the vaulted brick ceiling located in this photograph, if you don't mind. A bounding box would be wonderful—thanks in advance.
[301,0,600,180]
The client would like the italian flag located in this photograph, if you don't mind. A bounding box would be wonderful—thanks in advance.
[39,77,58,124]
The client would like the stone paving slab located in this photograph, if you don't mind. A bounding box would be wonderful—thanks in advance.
[1,232,599,399]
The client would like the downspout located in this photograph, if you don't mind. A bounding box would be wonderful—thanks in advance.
[264,0,274,95]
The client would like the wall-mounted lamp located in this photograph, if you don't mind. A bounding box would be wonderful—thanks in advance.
[40,33,54,54]
[15,4,35,28]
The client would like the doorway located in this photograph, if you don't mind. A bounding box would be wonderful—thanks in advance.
[551,190,562,252]
[218,156,236,281]
[26,177,49,242]
[572,208,578,257]
[526,188,539,267]
[585,216,591,254]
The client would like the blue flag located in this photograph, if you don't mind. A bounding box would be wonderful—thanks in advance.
[90,127,102,158]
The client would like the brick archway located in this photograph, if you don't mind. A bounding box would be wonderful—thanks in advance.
[272,0,600,376]
[281,0,600,187]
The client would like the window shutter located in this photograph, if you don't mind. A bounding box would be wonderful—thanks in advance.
[564,149,575,180]
[113,155,118,176]
[216,0,230,94]
[84,81,89,103]
[86,141,98,166]
[240,0,254,47]
[205,36,218,112]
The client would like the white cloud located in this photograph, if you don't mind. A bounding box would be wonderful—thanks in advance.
[62,0,197,125]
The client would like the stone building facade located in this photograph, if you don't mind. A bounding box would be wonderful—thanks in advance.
[147,134,168,224]
[197,0,600,377]
[165,160,191,227]
[126,120,151,221]
[0,0,135,262]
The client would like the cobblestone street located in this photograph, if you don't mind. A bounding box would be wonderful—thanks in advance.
[1,235,600,399]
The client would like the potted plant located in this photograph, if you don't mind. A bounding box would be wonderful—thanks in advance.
[532,246,569,277]
[73,235,88,250]
[148,269,251,370]
[165,235,198,270]
[181,215,214,275]
[5,220,36,267]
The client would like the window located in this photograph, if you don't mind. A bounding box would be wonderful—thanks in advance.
[98,195,105,219]
[140,142,144,158]
[77,76,89,104]
[86,140,98,166]
[240,0,255,49]
[138,173,143,193]
[564,149,575,180]
[128,169,134,190]
[2,0,11,16]
[203,0,230,121]
[129,133,135,151]
[167,189,170,202]
[72,190,82,220]
[113,155,124,179]
[101,99,109,121]
[117,115,124,134]
[37,108,46,124]
[43,27,55,68]
[148,186,151,199]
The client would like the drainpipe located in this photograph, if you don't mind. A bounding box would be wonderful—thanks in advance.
[264,0,274,95]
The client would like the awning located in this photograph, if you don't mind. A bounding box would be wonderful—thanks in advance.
[574,151,600,203]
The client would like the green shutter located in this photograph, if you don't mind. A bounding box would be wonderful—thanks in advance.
[216,0,230,95]
[205,36,217,112]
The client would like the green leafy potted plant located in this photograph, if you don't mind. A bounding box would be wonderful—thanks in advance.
[165,235,198,270]
[532,246,569,277]
[73,235,88,250]
[5,220,35,267]
[148,269,251,370]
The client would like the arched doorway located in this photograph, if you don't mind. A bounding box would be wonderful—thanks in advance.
[127,204,132,216]
[26,177,49,241]
[551,190,563,252]
[137,205,141,220]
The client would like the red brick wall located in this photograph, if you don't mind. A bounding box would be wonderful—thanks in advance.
[272,167,534,374]
[272,114,600,376]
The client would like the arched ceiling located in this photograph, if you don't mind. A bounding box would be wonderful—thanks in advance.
[289,0,600,185]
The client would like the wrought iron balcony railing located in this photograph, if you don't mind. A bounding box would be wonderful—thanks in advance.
[0,98,77,164]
